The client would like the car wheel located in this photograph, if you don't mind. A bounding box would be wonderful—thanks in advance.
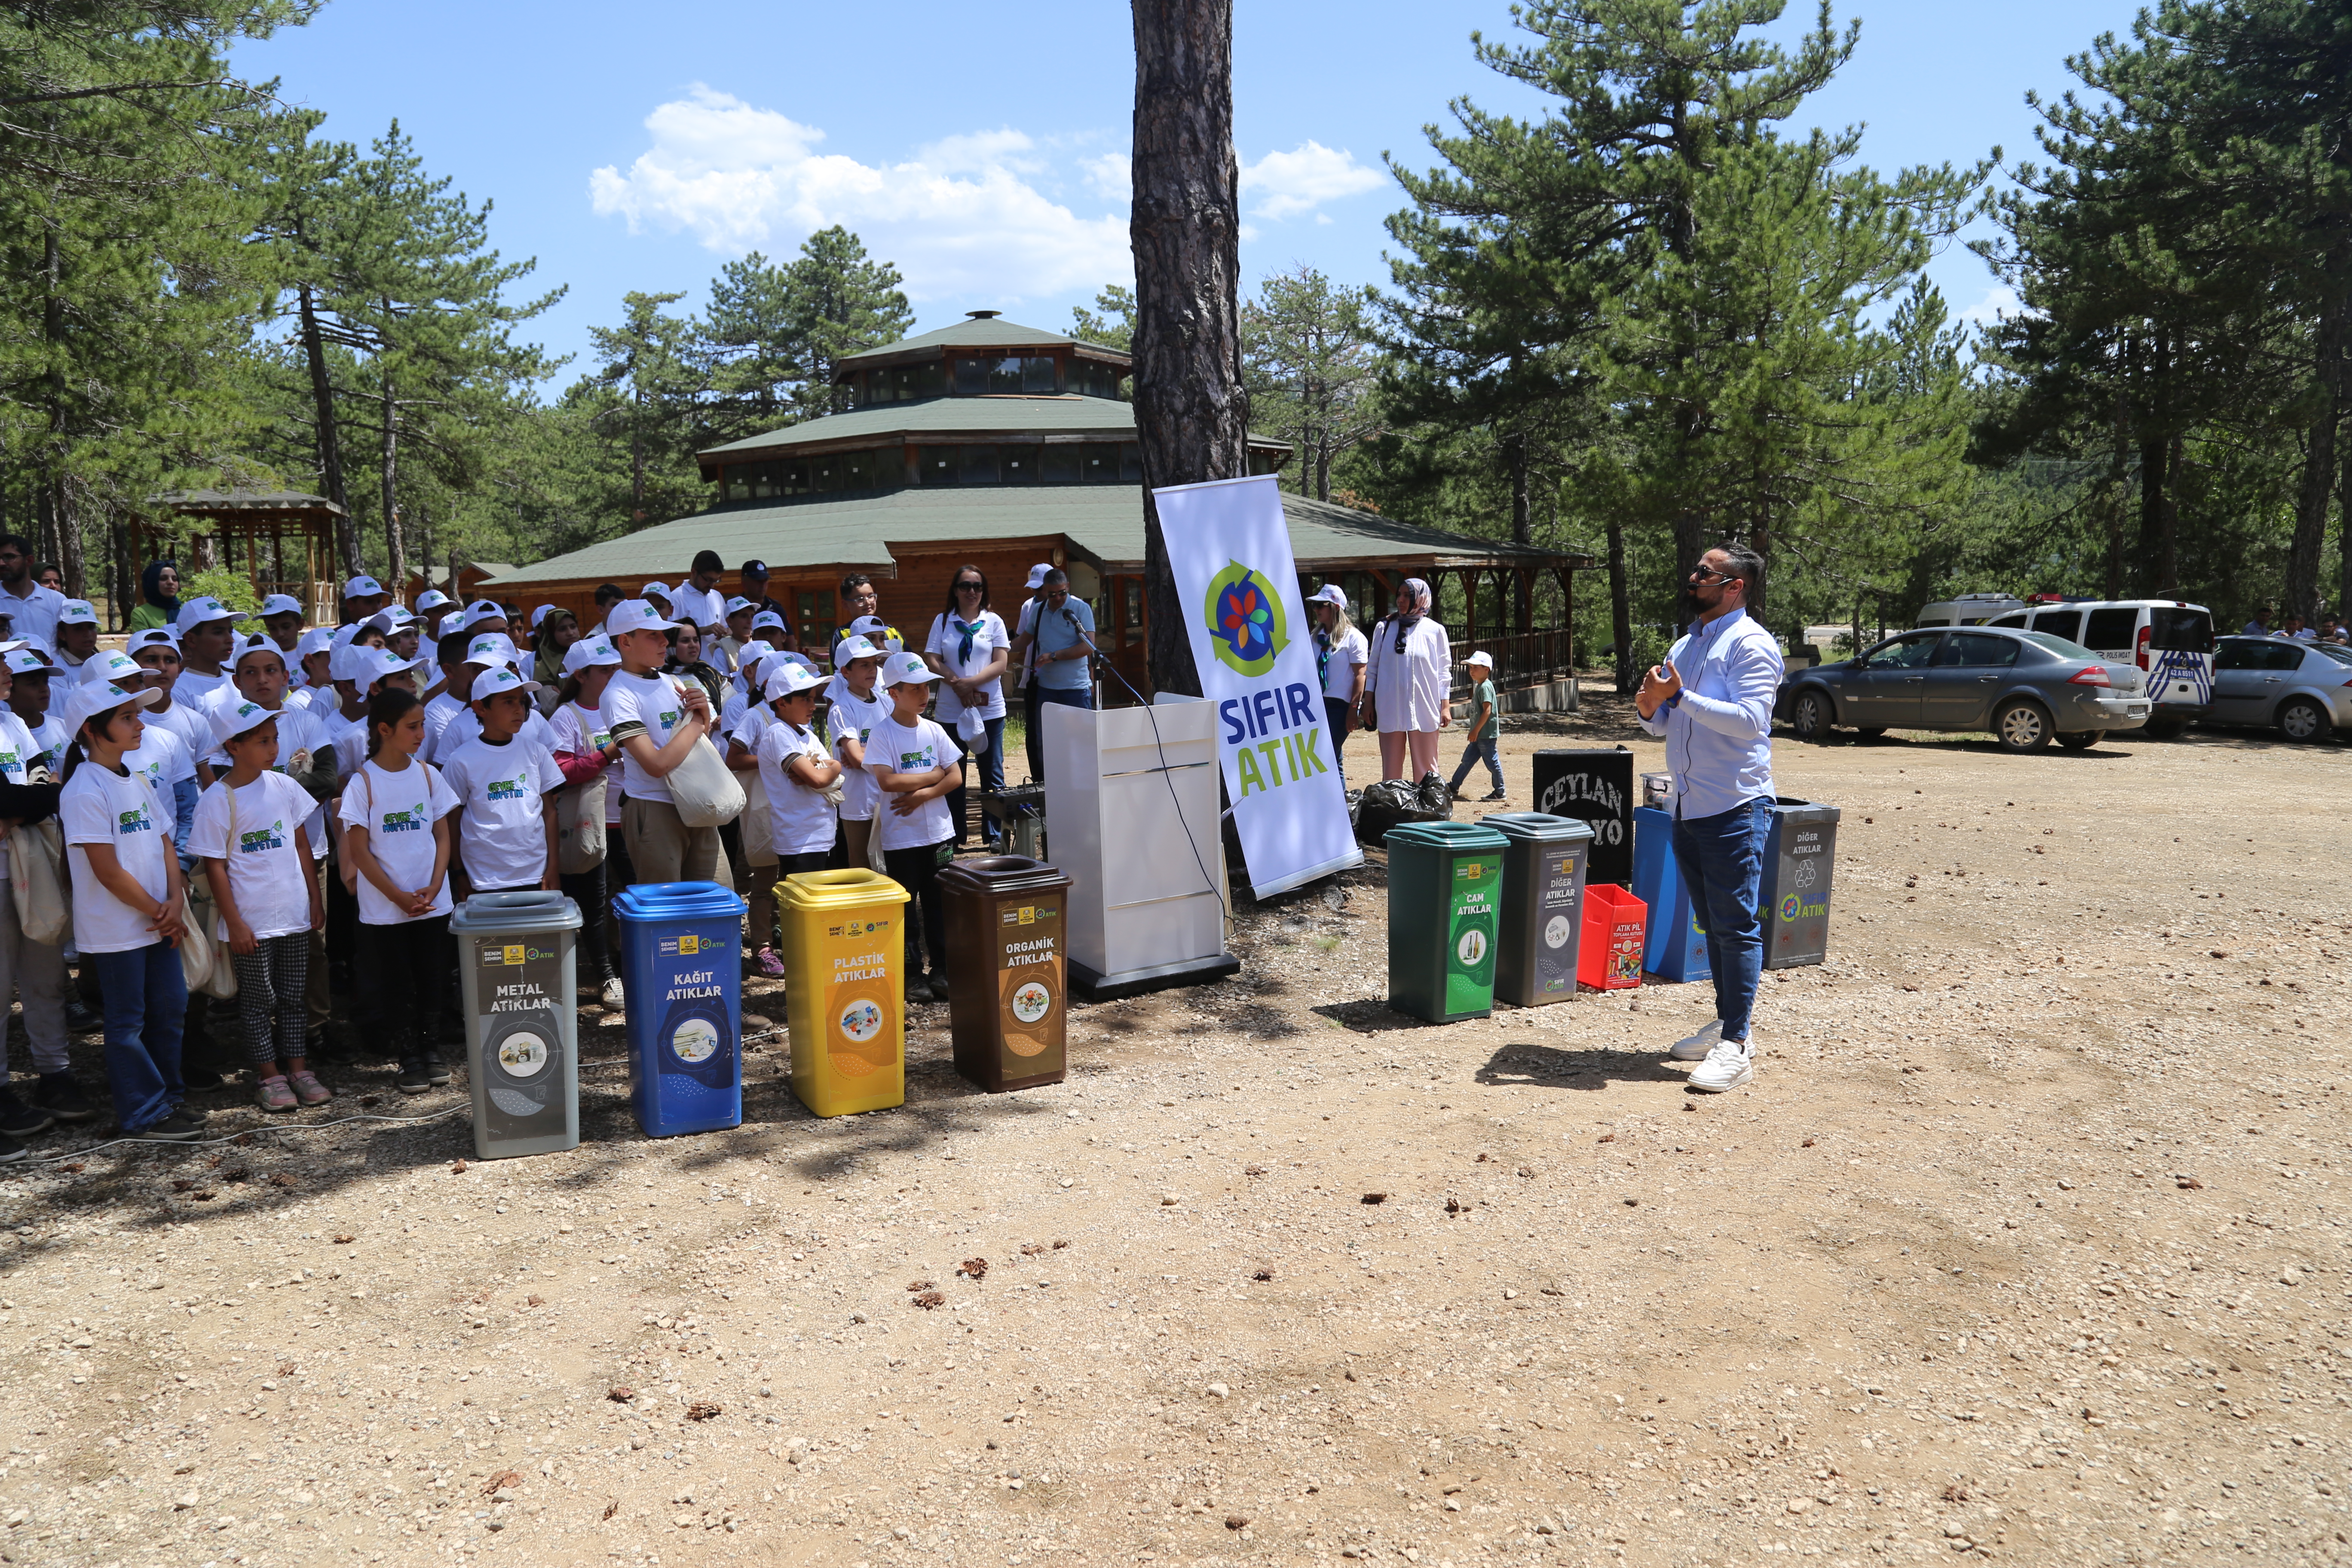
[1791,689,1835,743]
[2277,697,2328,743]
[1993,699,2053,752]
[2140,719,2184,741]
[2055,730,2098,751]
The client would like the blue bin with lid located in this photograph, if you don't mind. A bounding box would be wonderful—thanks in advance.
[1629,806,1710,983]
[614,881,747,1137]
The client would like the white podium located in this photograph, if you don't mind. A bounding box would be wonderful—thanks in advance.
[1041,694,1240,1000]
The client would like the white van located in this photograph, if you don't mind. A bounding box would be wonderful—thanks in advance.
[1981,599,2216,736]
[1915,593,2026,628]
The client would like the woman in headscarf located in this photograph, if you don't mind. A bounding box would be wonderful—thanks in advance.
[532,607,579,712]
[128,561,180,633]
[1358,577,1452,783]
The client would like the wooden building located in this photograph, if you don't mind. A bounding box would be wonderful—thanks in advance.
[140,490,347,626]
[484,314,1589,698]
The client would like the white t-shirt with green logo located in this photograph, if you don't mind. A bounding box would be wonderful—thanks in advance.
[0,710,36,880]
[187,771,317,940]
[336,759,460,925]
[440,736,564,891]
[598,670,695,808]
[863,714,955,853]
[61,762,172,954]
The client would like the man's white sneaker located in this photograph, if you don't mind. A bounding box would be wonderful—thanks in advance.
[1688,1037,1755,1093]
[1669,1019,1724,1061]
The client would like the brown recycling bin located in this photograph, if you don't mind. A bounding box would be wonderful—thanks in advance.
[939,855,1071,1092]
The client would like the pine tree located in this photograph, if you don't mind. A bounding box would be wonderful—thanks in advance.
[701,227,910,438]
[1241,267,1382,502]
[585,291,706,531]
[1069,285,1137,353]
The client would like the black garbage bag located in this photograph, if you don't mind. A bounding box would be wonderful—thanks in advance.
[1415,770,1456,819]
[1354,778,1418,844]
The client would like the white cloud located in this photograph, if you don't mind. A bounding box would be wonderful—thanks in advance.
[1239,141,1386,220]
[1959,285,2025,327]
[588,85,1132,301]
[1078,152,1131,202]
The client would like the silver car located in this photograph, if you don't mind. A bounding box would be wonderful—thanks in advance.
[1777,627,2151,752]
[2203,637,2352,741]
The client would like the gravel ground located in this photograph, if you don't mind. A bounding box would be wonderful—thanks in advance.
[4,697,2349,1568]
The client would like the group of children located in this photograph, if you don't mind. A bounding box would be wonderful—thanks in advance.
[0,565,989,1156]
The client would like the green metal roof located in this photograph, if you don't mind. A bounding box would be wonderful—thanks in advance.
[481,484,1577,591]
[836,313,1128,368]
[697,395,1145,460]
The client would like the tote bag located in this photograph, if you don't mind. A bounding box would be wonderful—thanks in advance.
[738,769,775,866]
[7,820,67,946]
[556,775,607,875]
[665,734,745,829]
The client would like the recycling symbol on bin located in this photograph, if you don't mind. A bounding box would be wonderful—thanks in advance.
[1793,858,1819,890]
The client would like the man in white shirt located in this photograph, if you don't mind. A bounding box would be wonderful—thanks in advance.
[668,552,729,642]
[0,535,66,649]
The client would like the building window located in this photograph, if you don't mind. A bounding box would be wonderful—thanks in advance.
[796,591,834,651]
[1120,442,1143,482]
[1069,360,1124,399]
[918,446,959,484]
[1076,443,1120,481]
[961,445,1001,485]
[952,358,988,396]
[1023,356,1058,394]
[1041,444,1081,484]
[999,444,1041,482]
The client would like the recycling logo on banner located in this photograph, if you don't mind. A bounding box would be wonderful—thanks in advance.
[1202,560,1287,677]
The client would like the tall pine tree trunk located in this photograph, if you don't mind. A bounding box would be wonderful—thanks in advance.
[297,283,359,576]
[2339,412,2352,617]
[1504,431,1531,545]
[1130,0,1246,699]
[1605,511,1634,694]
[2285,284,2344,622]
[380,374,406,595]
[57,478,83,600]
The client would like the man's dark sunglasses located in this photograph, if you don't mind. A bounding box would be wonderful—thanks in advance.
[1687,564,1735,584]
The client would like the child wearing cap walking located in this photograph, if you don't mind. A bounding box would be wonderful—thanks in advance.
[192,702,329,1110]
[864,652,960,1004]
[550,638,626,1008]
[339,688,460,1093]
[440,667,564,897]
[1447,652,1507,803]
[59,681,204,1140]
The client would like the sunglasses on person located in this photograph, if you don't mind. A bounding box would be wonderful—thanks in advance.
[955,580,984,593]
[1687,564,1736,585]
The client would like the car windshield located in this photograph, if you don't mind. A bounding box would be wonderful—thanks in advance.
[2149,606,2214,652]
[2309,642,2352,667]
[2020,631,2099,660]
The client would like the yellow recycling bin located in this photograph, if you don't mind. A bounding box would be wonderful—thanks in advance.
[777,868,911,1118]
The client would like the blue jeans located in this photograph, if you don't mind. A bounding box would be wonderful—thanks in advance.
[1672,798,1770,1041]
[945,715,1007,844]
[91,942,189,1132]
[1449,732,1503,794]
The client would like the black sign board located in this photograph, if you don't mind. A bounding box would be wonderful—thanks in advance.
[1530,748,1634,885]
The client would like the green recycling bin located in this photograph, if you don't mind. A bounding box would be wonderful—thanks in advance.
[1485,812,1593,1007]
[1384,820,1508,1022]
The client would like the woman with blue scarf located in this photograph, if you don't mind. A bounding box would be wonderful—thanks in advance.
[922,565,1010,847]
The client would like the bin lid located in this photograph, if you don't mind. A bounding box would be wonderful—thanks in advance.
[1482,811,1595,845]
[776,866,913,912]
[1770,797,1843,824]
[1383,820,1508,854]
[613,880,747,921]
[937,854,1070,896]
[450,890,584,935]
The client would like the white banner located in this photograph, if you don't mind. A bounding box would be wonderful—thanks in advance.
[1152,475,1364,897]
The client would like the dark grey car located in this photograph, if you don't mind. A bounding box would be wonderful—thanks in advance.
[1776,627,2151,751]
[2203,636,2352,741]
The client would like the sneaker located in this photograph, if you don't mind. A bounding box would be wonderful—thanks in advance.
[599,976,626,1011]
[62,999,100,1035]
[928,973,952,1002]
[135,1108,206,1141]
[253,1075,296,1112]
[421,1052,452,1086]
[904,980,931,1009]
[395,1059,431,1095]
[1668,1019,1724,1062]
[754,946,785,979]
[1687,1037,1756,1093]
[0,1132,24,1165]
[178,1057,230,1091]
[288,1071,333,1107]
[0,1093,53,1139]
[1479,790,1508,803]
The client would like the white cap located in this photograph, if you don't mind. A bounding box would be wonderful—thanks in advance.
[365,606,416,633]
[174,596,245,634]
[126,628,180,658]
[1466,649,1494,668]
[232,633,289,670]
[294,627,335,661]
[1308,584,1347,609]
[469,665,541,702]
[775,649,818,674]
[361,647,429,693]
[3,649,52,677]
[63,680,160,732]
[83,649,142,686]
[460,604,508,635]
[763,662,824,701]
[603,599,677,638]
[328,640,376,683]
[562,637,622,676]
[1026,563,1052,589]
[749,609,787,632]
[211,698,281,748]
[413,588,453,613]
[463,633,521,670]
[724,596,753,617]
[530,603,557,631]
[832,634,882,665]
[881,650,940,687]
[56,598,98,627]
[640,581,671,602]
[257,593,304,619]
[342,575,384,600]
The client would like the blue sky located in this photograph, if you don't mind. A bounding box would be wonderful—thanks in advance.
[237,0,2148,388]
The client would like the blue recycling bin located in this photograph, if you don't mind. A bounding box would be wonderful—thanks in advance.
[1629,806,1710,983]
[614,881,747,1137]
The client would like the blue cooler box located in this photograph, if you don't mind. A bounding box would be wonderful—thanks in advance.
[1629,806,1710,983]
[615,882,747,1136]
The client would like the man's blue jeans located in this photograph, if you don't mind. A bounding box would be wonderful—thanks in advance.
[91,942,188,1132]
[1672,798,1770,1041]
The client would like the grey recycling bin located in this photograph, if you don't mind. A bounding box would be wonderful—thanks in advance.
[1485,812,1593,1007]
[451,891,584,1160]
[1760,799,1840,970]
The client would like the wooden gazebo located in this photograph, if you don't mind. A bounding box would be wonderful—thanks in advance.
[141,490,345,625]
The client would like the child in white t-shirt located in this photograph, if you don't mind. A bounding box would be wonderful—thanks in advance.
[864,652,959,1004]
[337,687,459,1093]
[549,637,625,1009]
[824,635,891,871]
[191,700,328,1112]
[727,660,840,976]
[440,666,564,895]
[58,680,204,1141]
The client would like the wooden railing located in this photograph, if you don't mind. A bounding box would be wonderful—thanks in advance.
[1439,626,1574,698]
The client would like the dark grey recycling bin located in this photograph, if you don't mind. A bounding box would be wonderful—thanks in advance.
[451,891,583,1159]
[1760,799,1840,970]
[1485,812,1593,1006]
